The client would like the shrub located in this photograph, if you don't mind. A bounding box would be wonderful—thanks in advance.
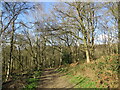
[62,50,72,64]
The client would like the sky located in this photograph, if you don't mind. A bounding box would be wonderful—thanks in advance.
[43,2,55,12]
[22,2,118,44]
[1,2,118,45]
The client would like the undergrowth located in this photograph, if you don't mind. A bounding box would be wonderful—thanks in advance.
[57,55,119,88]
[23,70,42,89]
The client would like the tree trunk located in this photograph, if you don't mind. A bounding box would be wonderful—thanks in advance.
[86,49,90,63]
[6,20,15,81]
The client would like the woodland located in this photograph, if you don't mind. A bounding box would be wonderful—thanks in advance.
[0,1,120,89]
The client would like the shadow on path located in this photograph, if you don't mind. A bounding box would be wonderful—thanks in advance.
[37,68,73,88]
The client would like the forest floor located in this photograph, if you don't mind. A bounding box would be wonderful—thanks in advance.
[2,68,75,89]
[37,68,74,88]
[2,55,119,89]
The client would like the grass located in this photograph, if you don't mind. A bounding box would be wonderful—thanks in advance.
[24,70,42,90]
[25,78,39,89]
[67,74,102,88]
[56,55,119,88]
[55,67,99,88]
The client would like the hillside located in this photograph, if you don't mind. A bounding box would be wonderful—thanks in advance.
[56,55,119,88]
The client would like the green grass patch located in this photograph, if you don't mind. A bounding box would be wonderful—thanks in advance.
[26,78,38,89]
[34,71,42,77]
[27,78,39,83]
[68,74,100,88]
[24,70,42,89]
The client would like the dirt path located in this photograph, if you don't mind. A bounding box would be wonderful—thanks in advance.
[37,68,73,88]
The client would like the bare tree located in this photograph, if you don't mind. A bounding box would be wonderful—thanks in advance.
[1,2,31,81]
[50,2,97,63]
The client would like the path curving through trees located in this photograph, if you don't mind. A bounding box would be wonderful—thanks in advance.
[37,68,73,88]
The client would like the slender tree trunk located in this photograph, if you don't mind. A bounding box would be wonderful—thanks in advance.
[6,20,15,81]
[91,3,95,59]
[60,48,62,66]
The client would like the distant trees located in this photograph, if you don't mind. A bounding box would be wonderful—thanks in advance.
[102,2,119,55]
[1,2,119,82]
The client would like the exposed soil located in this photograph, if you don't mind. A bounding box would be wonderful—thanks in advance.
[37,68,74,88]
[2,68,75,89]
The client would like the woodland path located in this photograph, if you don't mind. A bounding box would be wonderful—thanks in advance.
[37,68,74,89]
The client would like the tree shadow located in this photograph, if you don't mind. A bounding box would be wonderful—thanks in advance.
[63,77,86,89]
